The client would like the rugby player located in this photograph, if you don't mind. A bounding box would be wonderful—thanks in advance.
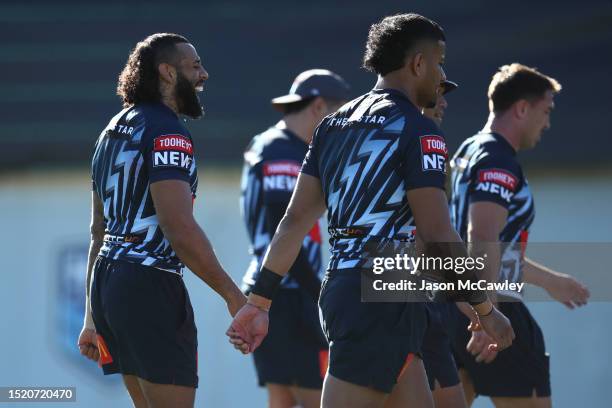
[421,80,470,408]
[228,14,515,408]
[77,33,246,408]
[448,63,590,407]
[240,69,349,408]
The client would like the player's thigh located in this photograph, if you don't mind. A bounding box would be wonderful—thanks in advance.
[432,382,467,408]
[322,373,387,408]
[136,377,195,408]
[290,385,321,408]
[384,356,433,408]
[458,368,476,407]
[266,383,297,408]
[122,375,148,408]
[492,396,552,408]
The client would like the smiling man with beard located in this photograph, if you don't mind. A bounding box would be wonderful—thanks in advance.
[78,33,247,408]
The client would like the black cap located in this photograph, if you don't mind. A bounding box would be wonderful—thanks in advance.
[271,69,350,108]
[442,80,458,95]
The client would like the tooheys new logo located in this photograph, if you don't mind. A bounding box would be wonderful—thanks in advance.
[420,135,448,172]
[153,134,193,169]
[262,161,301,191]
[476,168,518,203]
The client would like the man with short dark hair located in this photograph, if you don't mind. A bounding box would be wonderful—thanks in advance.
[449,63,590,408]
[78,33,246,408]
[240,69,350,408]
[229,14,514,408]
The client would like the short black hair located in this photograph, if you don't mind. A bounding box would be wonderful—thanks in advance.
[363,13,445,76]
[488,63,562,113]
[117,33,189,107]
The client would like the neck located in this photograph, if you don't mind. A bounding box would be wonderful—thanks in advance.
[277,114,315,144]
[482,112,520,152]
[374,72,422,108]
[160,84,179,115]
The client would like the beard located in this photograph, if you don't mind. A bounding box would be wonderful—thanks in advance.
[175,72,203,119]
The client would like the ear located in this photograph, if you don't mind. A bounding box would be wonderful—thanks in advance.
[158,62,177,85]
[514,99,529,119]
[410,52,426,77]
[311,97,326,115]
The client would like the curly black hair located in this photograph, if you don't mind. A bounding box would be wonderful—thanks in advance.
[363,13,445,76]
[117,33,189,107]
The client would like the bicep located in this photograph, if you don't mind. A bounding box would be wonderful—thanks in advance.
[467,201,508,242]
[150,180,195,235]
[285,172,326,226]
[91,192,105,237]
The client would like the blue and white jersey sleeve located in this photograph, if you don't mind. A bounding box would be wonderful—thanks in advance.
[469,156,522,209]
[402,119,448,191]
[143,126,195,184]
[300,124,323,179]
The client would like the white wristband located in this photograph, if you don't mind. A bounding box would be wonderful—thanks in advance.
[83,297,96,329]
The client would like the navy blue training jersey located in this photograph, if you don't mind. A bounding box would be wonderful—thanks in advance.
[301,88,447,271]
[449,132,534,298]
[240,126,323,288]
[91,102,198,274]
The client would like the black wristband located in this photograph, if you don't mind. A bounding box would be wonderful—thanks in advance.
[251,267,283,300]
[467,289,488,306]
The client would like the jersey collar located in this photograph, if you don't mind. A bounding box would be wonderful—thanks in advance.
[490,132,517,156]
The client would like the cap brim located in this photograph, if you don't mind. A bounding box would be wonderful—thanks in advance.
[271,94,305,106]
[443,80,458,95]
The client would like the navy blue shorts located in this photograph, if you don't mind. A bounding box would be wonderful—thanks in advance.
[449,301,550,397]
[90,256,198,387]
[249,287,328,389]
[422,303,460,390]
[318,270,427,394]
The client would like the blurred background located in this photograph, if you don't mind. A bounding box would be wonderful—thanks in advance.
[0,0,611,407]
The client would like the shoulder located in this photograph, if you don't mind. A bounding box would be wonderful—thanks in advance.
[137,105,192,147]
[244,127,296,166]
[469,135,522,187]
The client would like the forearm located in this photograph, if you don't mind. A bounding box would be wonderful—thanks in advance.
[419,227,489,308]
[167,220,244,306]
[264,203,320,296]
[84,232,103,328]
[261,211,312,276]
[467,237,501,304]
[523,257,557,289]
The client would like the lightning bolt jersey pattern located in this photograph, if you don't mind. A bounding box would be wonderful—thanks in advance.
[300,88,448,271]
[449,132,534,298]
[240,127,323,288]
[91,102,198,274]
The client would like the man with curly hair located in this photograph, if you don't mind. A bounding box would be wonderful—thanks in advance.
[78,33,246,408]
[228,14,515,408]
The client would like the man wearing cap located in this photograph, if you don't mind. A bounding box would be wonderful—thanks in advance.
[239,69,350,408]
[420,79,472,408]
[423,80,457,126]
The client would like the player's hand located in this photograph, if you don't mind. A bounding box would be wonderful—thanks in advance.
[467,330,499,363]
[77,327,99,362]
[546,273,590,309]
[477,307,515,352]
[226,303,269,354]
